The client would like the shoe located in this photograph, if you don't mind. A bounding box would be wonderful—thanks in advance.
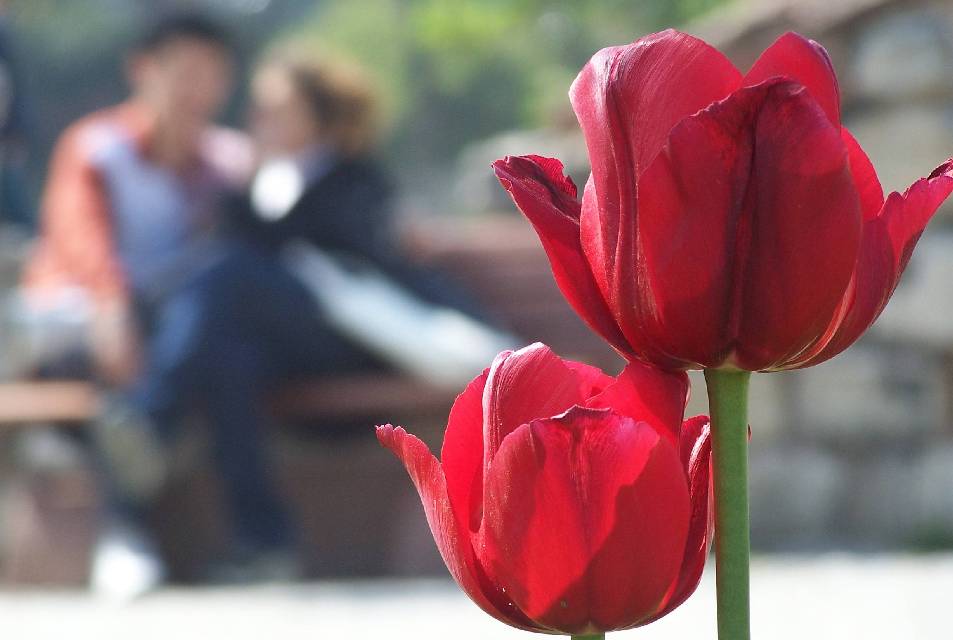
[90,517,166,602]
[14,426,88,473]
[92,396,168,502]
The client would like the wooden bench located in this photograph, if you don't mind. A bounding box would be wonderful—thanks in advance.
[0,215,619,428]
[0,215,621,583]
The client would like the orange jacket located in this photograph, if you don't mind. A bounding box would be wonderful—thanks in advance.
[22,102,251,307]
[22,103,153,306]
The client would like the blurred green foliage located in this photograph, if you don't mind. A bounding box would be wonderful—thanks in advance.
[2,0,731,213]
[279,0,731,175]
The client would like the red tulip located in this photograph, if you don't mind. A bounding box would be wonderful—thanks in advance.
[494,30,953,372]
[377,343,712,634]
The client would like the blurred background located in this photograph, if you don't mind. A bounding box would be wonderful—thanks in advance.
[0,0,952,634]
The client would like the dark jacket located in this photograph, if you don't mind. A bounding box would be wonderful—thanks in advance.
[231,156,486,317]
[234,156,396,264]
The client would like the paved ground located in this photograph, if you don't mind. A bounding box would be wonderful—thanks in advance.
[0,554,950,639]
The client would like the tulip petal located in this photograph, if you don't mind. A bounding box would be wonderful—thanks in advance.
[376,425,542,631]
[637,415,713,627]
[733,81,861,370]
[744,32,841,125]
[842,128,885,221]
[482,343,592,466]
[563,359,616,395]
[493,156,633,356]
[797,159,953,367]
[636,79,862,370]
[782,129,888,367]
[570,29,742,185]
[634,83,766,367]
[586,359,689,441]
[441,370,489,533]
[481,408,690,633]
[570,31,741,357]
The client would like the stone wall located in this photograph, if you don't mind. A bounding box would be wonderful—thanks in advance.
[690,0,953,550]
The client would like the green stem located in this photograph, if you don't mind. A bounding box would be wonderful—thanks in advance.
[704,368,752,640]
[570,635,604,640]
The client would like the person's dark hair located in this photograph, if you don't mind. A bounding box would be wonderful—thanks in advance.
[134,11,234,55]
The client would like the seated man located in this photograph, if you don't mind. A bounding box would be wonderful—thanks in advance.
[21,13,291,597]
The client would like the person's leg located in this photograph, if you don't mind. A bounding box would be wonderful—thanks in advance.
[94,278,218,512]
[134,244,376,559]
[92,259,245,593]
[220,246,380,374]
[195,245,384,553]
[89,297,176,599]
[172,245,302,556]
[199,329,293,554]
[126,284,214,438]
[97,248,295,580]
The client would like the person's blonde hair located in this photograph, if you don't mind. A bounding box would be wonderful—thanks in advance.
[261,52,378,158]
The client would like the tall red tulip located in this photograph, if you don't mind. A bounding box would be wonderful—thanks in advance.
[377,343,712,635]
[494,30,953,372]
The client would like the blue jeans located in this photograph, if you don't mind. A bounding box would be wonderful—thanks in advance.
[129,243,378,552]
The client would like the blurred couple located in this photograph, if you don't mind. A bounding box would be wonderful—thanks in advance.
[20,12,509,597]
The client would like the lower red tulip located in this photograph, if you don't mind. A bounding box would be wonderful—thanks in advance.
[377,343,712,634]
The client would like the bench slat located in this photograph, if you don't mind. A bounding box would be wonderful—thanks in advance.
[271,376,455,421]
[0,376,456,427]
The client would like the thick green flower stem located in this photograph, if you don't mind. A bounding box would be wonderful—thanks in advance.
[570,635,604,640]
[704,368,752,640]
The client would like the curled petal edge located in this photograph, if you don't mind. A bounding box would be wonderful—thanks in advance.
[376,425,545,632]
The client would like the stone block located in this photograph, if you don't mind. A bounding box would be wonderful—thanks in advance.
[845,450,921,546]
[749,444,849,549]
[909,442,953,538]
[794,344,943,441]
[847,105,953,197]
[852,10,953,103]
[872,230,953,347]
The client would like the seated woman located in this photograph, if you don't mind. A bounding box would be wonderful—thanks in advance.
[241,54,397,275]
[235,53,505,384]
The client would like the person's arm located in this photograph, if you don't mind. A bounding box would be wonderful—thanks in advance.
[33,124,139,384]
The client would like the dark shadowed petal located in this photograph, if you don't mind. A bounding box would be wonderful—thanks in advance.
[586,359,689,440]
[570,31,741,352]
[734,81,861,370]
[376,425,543,631]
[564,359,617,400]
[634,83,769,368]
[744,31,841,125]
[493,156,633,356]
[781,129,888,367]
[480,408,690,634]
[636,415,713,627]
[795,159,953,367]
[636,78,862,370]
[842,127,885,221]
